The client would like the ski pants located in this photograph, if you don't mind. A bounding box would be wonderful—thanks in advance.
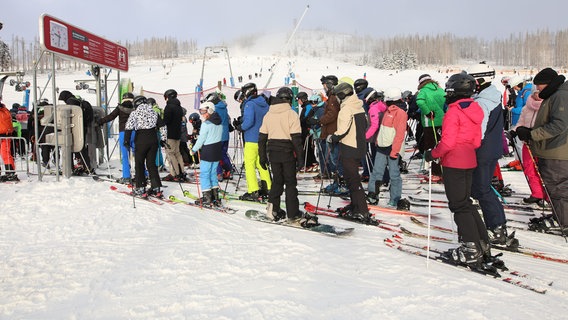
[443,167,489,245]
[217,140,233,175]
[522,144,545,199]
[119,131,135,178]
[165,138,184,176]
[539,158,568,227]
[243,142,271,193]
[134,129,161,189]
[471,156,506,230]
[341,156,369,216]
[200,160,220,191]
[268,159,300,219]
[0,137,14,167]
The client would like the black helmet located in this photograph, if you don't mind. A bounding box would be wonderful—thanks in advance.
[133,95,147,108]
[296,91,308,102]
[397,198,411,211]
[364,88,380,104]
[332,82,354,101]
[445,72,477,98]
[401,90,412,100]
[320,75,339,88]
[354,79,368,94]
[275,87,294,102]
[234,89,243,102]
[206,92,221,104]
[164,89,178,99]
[122,92,134,101]
[147,97,156,105]
[188,112,200,122]
[241,83,257,99]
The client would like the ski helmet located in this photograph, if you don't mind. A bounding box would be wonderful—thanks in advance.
[188,112,200,122]
[401,90,413,100]
[320,75,339,91]
[508,76,524,88]
[133,95,147,108]
[241,83,258,99]
[163,89,178,100]
[234,89,243,102]
[121,92,134,101]
[296,91,308,102]
[364,89,380,104]
[445,72,477,98]
[199,101,215,115]
[501,76,511,86]
[206,92,221,104]
[332,82,354,102]
[310,93,323,104]
[353,78,369,94]
[397,198,411,211]
[147,97,156,106]
[275,87,294,102]
[384,88,402,101]
[466,62,495,86]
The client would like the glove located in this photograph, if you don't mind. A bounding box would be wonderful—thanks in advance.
[232,116,242,131]
[505,130,517,141]
[426,111,435,119]
[389,154,399,160]
[259,155,268,170]
[424,149,434,162]
[516,126,532,142]
[189,149,195,156]
[160,140,170,149]
[326,134,335,144]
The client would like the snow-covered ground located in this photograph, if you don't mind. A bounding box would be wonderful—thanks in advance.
[1,51,567,319]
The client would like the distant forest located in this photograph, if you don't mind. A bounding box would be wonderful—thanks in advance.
[3,28,568,73]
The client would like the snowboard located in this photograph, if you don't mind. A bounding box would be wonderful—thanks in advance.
[244,209,354,237]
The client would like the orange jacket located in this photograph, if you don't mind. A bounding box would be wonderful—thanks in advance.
[0,107,14,135]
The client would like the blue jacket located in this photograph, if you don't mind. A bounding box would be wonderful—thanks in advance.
[512,83,532,126]
[241,95,269,143]
[214,100,230,142]
[473,84,504,160]
[192,112,223,162]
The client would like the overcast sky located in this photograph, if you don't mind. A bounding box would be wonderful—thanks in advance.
[3,0,568,46]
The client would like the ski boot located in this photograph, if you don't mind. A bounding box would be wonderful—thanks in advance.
[239,190,260,202]
[528,214,560,232]
[131,187,146,198]
[396,198,411,211]
[195,190,213,206]
[366,181,382,205]
[145,187,163,199]
[259,180,270,199]
[480,240,507,271]
[441,242,485,269]
[211,187,222,207]
[116,177,132,185]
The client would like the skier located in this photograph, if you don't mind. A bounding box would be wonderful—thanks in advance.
[516,67,568,234]
[162,89,187,182]
[191,102,223,206]
[467,63,518,248]
[305,93,328,179]
[58,90,94,175]
[416,74,446,182]
[204,92,233,181]
[233,82,271,201]
[354,79,376,181]
[0,101,17,181]
[259,87,313,225]
[297,91,318,172]
[424,73,492,268]
[328,83,374,225]
[147,97,166,172]
[124,95,167,198]
[366,88,408,208]
[97,92,136,184]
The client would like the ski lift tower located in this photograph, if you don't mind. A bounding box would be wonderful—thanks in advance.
[196,46,234,108]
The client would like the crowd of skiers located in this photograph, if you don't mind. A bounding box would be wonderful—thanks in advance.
[2,63,567,268]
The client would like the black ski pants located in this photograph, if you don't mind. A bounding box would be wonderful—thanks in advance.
[268,159,300,219]
[134,129,162,189]
[341,156,369,216]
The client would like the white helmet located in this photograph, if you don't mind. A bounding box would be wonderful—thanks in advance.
[467,62,495,86]
[199,101,215,114]
[384,87,402,101]
[508,76,524,88]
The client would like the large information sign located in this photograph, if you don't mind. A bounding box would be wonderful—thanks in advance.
[39,14,128,71]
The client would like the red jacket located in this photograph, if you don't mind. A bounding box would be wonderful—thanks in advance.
[0,106,14,136]
[431,98,483,169]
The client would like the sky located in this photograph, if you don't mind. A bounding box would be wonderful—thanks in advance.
[3,0,568,47]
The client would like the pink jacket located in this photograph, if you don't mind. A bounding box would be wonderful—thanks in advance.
[431,98,483,169]
[365,100,388,140]
[515,93,542,129]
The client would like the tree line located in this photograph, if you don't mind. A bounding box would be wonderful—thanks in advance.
[2,28,568,73]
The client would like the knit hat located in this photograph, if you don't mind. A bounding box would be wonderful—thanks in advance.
[533,68,558,85]
[418,74,432,84]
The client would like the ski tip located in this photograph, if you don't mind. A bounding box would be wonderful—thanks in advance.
[109,185,117,190]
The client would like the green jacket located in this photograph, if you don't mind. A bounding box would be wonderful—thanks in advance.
[530,80,568,160]
[12,120,21,137]
[416,81,446,127]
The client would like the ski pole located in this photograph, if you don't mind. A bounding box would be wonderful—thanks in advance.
[426,159,432,267]
[191,151,202,208]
